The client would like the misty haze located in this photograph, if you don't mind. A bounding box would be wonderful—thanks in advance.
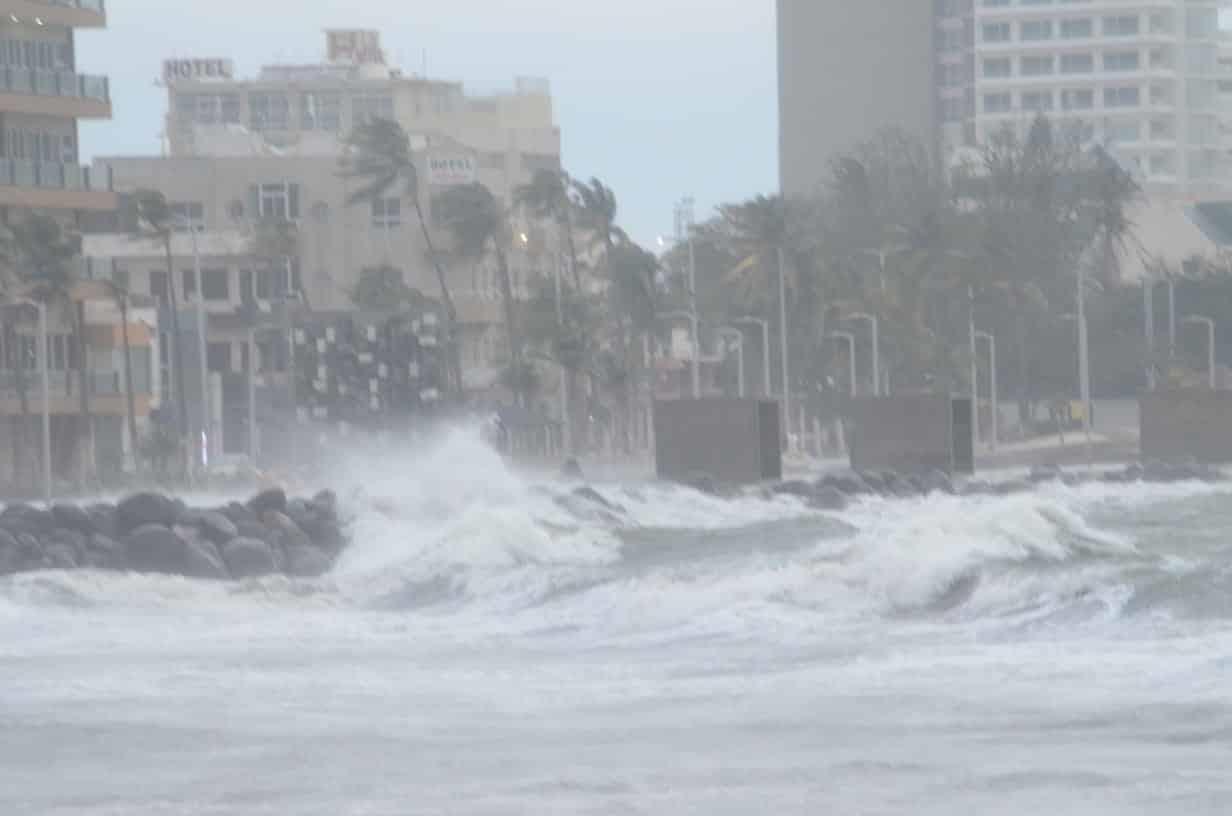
[3,1,1232,814]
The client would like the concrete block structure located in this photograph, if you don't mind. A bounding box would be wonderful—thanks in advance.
[653,399,782,486]
[1141,389,1232,463]
[847,394,974,475]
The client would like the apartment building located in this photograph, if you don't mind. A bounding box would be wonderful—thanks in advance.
[970,0,1230,197]
[780,0,1232,199]
[0,1,159,489]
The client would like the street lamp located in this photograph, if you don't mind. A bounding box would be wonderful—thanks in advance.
[1182,315,1217,390]
[776,248,791,447]
[10,298,50,504]
[717,327,745,398]
[659,309,701,399]
[854,245,910,292]
[828,331,857,396]
[975,331,998,452]
[733,316,772,398]
[848,312,880,396]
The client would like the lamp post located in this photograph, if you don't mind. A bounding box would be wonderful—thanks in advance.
[717,328,745,398]
[1182,315,1217,390]
[733,316,772,398]
[976,331,998,452]
[659,310,701,398]
[777,247,791,447]
[828,331,857,396]
[687,230,701,401]
[172,216,210,477]
[854,245,910,292]
[12,298,50,504]
[848,312,880,396]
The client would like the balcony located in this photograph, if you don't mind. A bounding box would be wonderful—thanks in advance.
[0,0,106,28]
[0,158,116,211]
[0,367,153,417]
[0,66,110,118]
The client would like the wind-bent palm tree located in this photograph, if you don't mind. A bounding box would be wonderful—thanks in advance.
[133,189,189,447]
[515,169,582,288]
[94,277,140,475]
[12,215,87,483]
[340,118,462,396]
[432,182,524,400]
[572,177,627,264]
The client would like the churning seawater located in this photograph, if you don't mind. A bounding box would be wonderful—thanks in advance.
[4,431,1232,815]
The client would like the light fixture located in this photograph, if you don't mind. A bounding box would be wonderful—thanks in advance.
[9,14,18,23]
[34,17,43,25]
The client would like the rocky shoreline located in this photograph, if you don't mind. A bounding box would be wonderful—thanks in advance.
[0,488,346,580]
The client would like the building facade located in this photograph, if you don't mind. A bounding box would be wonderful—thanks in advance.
[779,0,1232,199]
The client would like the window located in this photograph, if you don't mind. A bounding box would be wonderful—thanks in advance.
[201,268,230,301]
[181,268,197,299]
[1060,18,1093,38]
[168,201,205,232]
[1021,56,1053,76]
[984,92,1012,113]
[371,197,401,228]
[1022,91,1054,112]
[1020,20,1053,41]
[300,92,341,130]
[983,57,1011,78]
[1060,88,1094,110]
[1104,15,1139,37]
[1104,86,1141,107]
[207,342,231,374]
[149,270,168,304]
[251,182,300,219]
[256,261,300,301]
[353,95,394,125]
[1060,53,1094,73]
[941,97,967,122]
[250,93,290,130]
[1104,51,1140,72]
[1107,121,1141,143]
[982,22,1011,43]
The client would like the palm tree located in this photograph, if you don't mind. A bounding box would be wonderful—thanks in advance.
[340,118,462,396]
[515,169,582,288]
[433,182,524,400]
[95,277,140,475]
[133,189,189,450]
[11,215,87,483]
[572,177,627,265]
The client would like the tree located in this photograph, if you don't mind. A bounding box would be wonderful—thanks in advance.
[433,182,524,400]
[133,189,188,451]
[96,277,140,475]
[350,265,425,312]
[572,177,627,262]
[516,169,582,288]
[11,215,88,483]
[341,118,462,396]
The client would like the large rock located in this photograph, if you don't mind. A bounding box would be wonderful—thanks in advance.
[248,488,287,518]
[1,505,55,536]
[180,510,238,546]
[182,539,229,580]
[87,504,118,540]
[285,545,332,578]
[15,533,43,571]
[41,538,79,570]
[922,470,954,496]
[82,534,123,570]
[311,490,338,517]
[51,504,94,535]
[0,529,20,575]
[123,524,189,574]
[222,537,279,579]
[773,480,815,500]
[1029,464,1063,484]
[116,493,179,536]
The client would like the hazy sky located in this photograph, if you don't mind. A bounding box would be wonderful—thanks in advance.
[78,0,778,246]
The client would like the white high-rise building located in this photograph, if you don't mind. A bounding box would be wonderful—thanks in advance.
[970,0,1230,198]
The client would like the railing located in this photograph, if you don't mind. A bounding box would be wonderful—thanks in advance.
[33,0,105,12]
[0,368,150,398]
[0,158,112,192]
[0,65,109,102]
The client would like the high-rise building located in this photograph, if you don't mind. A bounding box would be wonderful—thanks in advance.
[777,0,939,197]
[969,0,1230,198]
[779,0,1232,199]
[0,0,115,215]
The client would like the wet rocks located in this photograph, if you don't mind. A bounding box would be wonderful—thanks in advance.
[0,487,348,583]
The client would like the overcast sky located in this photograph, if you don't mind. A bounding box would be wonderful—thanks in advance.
[78,0,778,246]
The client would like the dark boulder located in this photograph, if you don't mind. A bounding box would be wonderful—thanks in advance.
[285,545,332,578]
[116,493,179,536]
[311,489,338,517]
[180,510,238,546]
[222,537,279,579]
[41,539,79,570]
[87,504,118,539]
[51,504,94,535]
[1029,464,1063,484]
[773,480,815,500]
[571,487,625,514]
[248,488,287,518]
[684,472,719,496]
[809,486,848,511]
[123,524,189,574]
[0,529,20,575]
[15,533,43,570]
[222,502,256,525]
[83,534,123,570]
[236,521,272,543]
[182,539,229,580]
[922,470,954,495]
[45,528,87,560]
